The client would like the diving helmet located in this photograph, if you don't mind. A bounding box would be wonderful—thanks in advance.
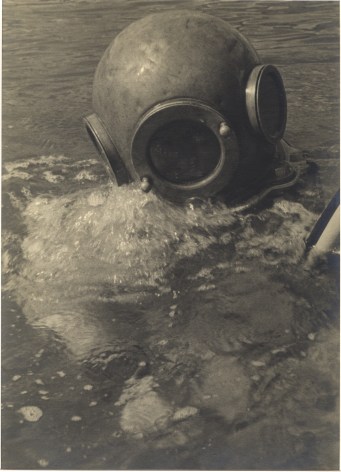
[84,10,298,206]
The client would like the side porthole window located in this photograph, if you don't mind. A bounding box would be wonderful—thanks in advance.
[246,64,287,143]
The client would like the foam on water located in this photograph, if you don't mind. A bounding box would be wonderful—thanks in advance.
[3,153,323,361]
[2,0,339,466]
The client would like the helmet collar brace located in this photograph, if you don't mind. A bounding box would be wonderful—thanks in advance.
[246,64,287,143]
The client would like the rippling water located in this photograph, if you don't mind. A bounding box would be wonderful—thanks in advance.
[2,1,339,470]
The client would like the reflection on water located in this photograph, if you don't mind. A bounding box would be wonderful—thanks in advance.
[2,0,339,470]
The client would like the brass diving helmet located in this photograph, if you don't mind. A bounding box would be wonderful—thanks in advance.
[84,10,297,206]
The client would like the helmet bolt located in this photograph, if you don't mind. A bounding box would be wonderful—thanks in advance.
[274,163,289,179]
[141,176,152,193]
[219,122,230,137]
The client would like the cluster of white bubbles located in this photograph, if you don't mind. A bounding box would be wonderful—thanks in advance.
[3,154,318,359]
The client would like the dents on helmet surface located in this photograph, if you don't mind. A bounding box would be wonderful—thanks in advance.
[86,11,292,204]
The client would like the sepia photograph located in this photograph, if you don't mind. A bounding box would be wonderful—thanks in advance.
[2,0,339,469]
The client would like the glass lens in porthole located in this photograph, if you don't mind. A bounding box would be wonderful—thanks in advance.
[258,71,285,137]
[148,120,221,184]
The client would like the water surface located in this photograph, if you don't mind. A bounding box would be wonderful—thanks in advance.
[2,1,339,469]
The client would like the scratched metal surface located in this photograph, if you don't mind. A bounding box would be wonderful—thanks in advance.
[2,1,339,469]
